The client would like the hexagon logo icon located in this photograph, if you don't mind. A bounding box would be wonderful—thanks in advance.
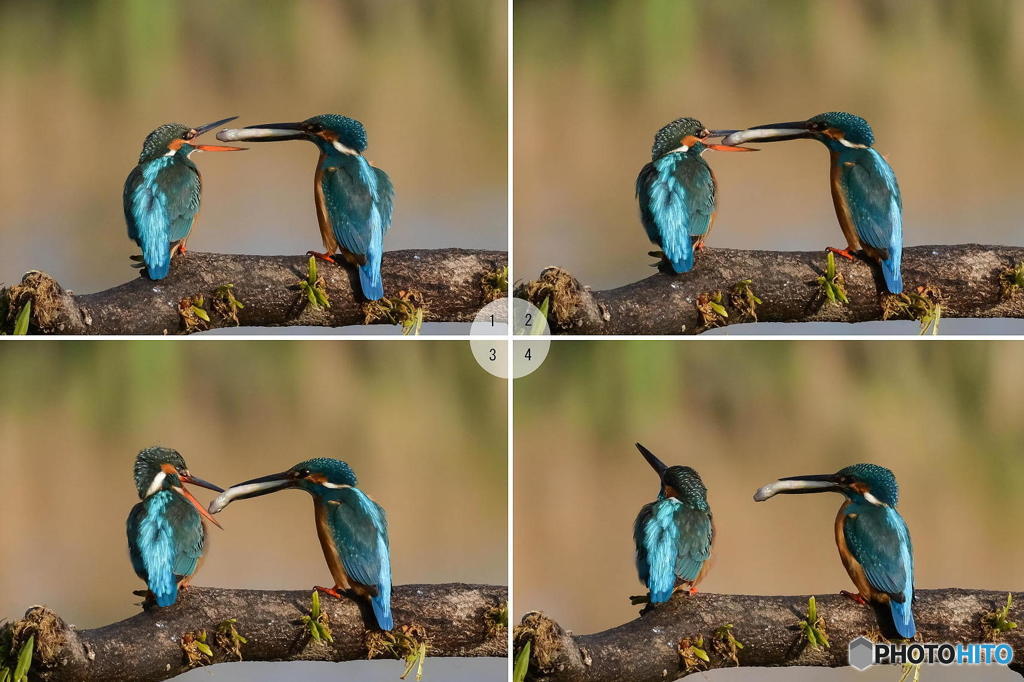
[848,636,874,671]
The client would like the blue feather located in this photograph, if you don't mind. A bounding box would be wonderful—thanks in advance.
[123,155,201,281]
[844,503,916,638]
[319,154,394,300]
[133,491,178,606]
[837,148,903,293]
[649,156,694,273]
[327,487,393,630]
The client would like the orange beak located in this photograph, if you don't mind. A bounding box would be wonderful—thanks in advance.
[703,141,758,152]
[194,144,246,152]
[176,485,224,529]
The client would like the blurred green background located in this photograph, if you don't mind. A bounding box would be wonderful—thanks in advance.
[0,0,506,333]
[514,0,1024,334]
[0,341,506,679]
[515,340,1024,680]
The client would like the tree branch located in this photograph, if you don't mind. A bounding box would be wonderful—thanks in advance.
[514,589,1023,681]
[516,244,1024,334]
[4,583,506,682]
[1,248,507,335]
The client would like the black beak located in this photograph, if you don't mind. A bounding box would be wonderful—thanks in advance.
[753,473,841,501]
[208,470,300,514]
[179,471,225,493]
[216,121,308,143]
[192,116,239,137]
[721,120,813,146]
[635,442,668,477]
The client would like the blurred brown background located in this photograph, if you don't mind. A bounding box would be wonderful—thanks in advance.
[514,0,1024,333]
[515,341,1024,679]
[0,0,506,333]
[0,341,506,631]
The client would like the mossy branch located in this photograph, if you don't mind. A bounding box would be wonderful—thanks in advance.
[5,584,506,682]
[515,244,1024,334]
[515,589,1024,681]
[0,248,506,335]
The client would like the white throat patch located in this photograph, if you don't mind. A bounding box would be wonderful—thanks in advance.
[838,137,869,149]
[668,145,689,154]
[332,140,359,156]
[320,481,352,489]
[863,491,884,506]
[146,471,167,497]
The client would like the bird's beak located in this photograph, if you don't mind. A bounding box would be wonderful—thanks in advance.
[171,472,225,529]
[635,442,668,476]
[208,471,298,514]
[753,473,841,501]
[179,472,225,493]
[721,121,813,146]
[190,116,247,151]
[702,129,758,152]
[216,122,308,143]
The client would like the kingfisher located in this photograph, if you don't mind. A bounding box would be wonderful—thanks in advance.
[217,115,394,300]
[209,457,392,630]
[126,447,224,607]
[123,117,245,280]
[636,117,755,273]
[721,112,904,293]
[754,463,915,638]
[632,443,714,606]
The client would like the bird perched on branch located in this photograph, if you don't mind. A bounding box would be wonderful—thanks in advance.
[754,463,916,638]
[210,457,393,630]
[633,443,714,607]
[636,117,754,274]
[722,112,904,293]
[217,114,394,300]
[123,117,245,280]
[126,447,224,607]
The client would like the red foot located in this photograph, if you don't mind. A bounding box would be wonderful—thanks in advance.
[694,240,707,253]
[314,585,344,599]
[306,250,337,264]
[841,590,868,606]
[826,247,856,261]
[688,586,699,596]
[179,242,188,255]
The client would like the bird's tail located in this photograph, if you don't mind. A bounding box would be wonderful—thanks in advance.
[144,241,170,280]
[668,250,694,274]
[359,262,384,301]
[371,585,393,631]
[881,251,903,294]
[151,579,178,607]
[889,598,915,639]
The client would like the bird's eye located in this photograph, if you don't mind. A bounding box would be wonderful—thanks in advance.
[296,469,310,478]
[307,123,323,133]
[184,129,197,140]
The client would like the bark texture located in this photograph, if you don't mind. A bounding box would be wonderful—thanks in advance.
[516,244,1024,334]
[4,584,506,682]
[1,248,507,335]
[515,589,1023,681]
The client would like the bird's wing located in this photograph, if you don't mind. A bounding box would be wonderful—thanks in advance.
[843,506,913,600]
[164,163,201,242]
[126,502,148,580]
[320,156,386,258]
[123,165,145,242]
[633,502,656,585]
[672,506,713,583]
[675,157,716,237]
[838,149,902,256]
[166,494,206,579]
[372,166,394,237]
[327,487,391,593]
[636,156,714,267]
[635,499,688,600]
